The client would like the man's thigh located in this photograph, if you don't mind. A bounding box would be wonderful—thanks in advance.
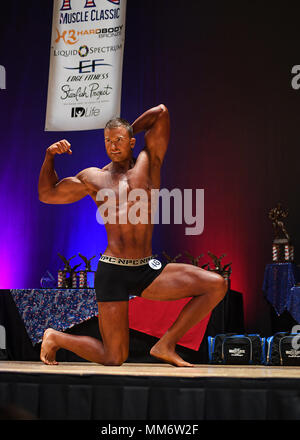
[97,301,129,357]
[141,263,223,301]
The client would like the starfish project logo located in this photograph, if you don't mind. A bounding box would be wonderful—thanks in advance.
[95,184,204,236]
[0,65,6,90]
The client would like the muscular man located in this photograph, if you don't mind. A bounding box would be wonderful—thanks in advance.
[38,104,227,367]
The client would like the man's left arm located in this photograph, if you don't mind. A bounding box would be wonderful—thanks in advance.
[131,104,170,166]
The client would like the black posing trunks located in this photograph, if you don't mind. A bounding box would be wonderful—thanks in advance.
[94,254,168,302]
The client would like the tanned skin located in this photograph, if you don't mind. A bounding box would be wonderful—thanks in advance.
[38,104,227,367]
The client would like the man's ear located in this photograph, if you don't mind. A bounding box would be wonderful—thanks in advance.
[130,137,136,150]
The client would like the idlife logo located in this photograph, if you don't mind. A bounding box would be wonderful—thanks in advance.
[71,106,101,117]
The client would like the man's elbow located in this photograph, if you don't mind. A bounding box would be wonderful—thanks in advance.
[159,104,168,114]
[39,194,49,204]
[38,189,45,202]
[39,190,53,204]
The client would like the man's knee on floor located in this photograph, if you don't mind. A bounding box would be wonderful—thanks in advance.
[104,358,124,366]
[103,349,129,366]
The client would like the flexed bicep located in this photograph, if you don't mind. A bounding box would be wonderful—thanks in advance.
[39,169,90,205]
[38,140,91,205]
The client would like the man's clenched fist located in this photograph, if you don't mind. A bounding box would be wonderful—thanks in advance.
[47,139,72,156]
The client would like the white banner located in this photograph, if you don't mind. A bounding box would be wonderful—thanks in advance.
[45,0,127,131]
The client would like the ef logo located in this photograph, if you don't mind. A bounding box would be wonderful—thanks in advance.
[291,325,300,349]
[0,65,6,90]
[65,59,111,73]
[0,325,6,349]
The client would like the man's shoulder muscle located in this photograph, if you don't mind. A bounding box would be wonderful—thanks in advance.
[76,167,103,181]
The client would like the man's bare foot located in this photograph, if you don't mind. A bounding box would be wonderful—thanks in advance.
[150,340,194,367]
[40,328,59,365]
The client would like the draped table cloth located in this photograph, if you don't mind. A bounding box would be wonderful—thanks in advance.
[286,286,300,323]
[10,289,98,345]
[10,289,210,351]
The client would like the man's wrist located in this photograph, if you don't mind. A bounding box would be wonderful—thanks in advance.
[46,148,55,159]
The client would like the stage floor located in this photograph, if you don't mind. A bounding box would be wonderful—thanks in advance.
[2,361,300,420]
[1,360,300,379]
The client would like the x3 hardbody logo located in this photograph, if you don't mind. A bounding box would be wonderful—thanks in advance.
[60,0,120,10]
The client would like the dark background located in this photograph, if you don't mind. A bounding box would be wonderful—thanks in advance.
[1,1,300,335]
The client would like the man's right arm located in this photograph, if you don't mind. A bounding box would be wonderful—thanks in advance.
[38,139,89,204]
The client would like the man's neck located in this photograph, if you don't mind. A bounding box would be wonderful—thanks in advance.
[110,157,135,174]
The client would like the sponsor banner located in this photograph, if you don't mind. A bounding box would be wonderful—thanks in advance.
[45,0,126,131]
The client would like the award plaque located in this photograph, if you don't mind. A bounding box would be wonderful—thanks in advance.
[78,253,96,288]
[58,269,67,288]
[71,271,78,289]
[57,253,81,288]
[78,270,88,288]
[268,203,294,262]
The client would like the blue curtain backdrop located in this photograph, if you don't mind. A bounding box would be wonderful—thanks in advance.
[1,1,300,334]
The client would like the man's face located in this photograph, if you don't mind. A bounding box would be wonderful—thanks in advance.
[104,126,135,162]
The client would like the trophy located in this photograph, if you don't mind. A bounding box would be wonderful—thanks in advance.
[78,253,96,288]
[162,251,182,263]
[206,251,232,282]
[57,253,81,288]
[184,251,204,266]
[268,203,294,262]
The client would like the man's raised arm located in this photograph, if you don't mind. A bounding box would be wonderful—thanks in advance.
[131,104,170,165]
[38,139,89,204]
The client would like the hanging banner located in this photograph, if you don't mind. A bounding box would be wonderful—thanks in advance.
[45,0,127,131]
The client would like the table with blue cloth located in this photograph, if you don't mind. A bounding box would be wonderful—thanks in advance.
[10,289,99,345]
[287,287,300,323]
[9,288,138,347]
[263,263,300,321]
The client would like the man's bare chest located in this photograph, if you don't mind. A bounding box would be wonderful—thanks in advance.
[85,169,154,204]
